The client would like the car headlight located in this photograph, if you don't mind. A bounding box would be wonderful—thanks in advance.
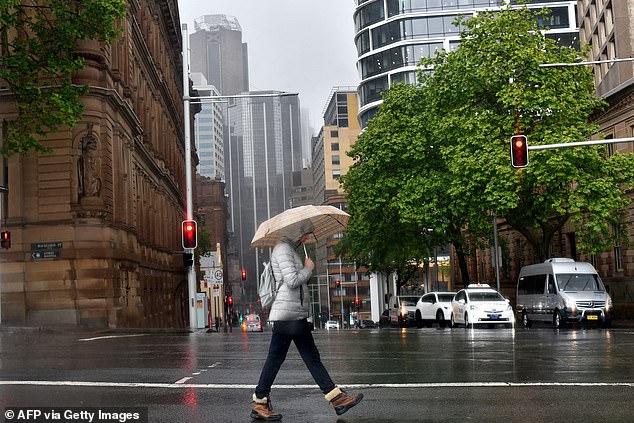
[565,300,576,313]
[606,297,613,311]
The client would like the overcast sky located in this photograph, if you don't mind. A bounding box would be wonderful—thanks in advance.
[177,0,360,133]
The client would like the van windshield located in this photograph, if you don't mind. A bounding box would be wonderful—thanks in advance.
[556,274,605,292]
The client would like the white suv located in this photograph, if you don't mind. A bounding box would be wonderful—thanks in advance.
[415,292,455,328]
[451,284,515,328]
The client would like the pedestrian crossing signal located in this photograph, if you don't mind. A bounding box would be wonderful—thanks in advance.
[0,231,10,249]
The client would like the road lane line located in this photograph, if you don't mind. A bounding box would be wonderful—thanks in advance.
[0,381,633,389]
[78,334,148,342]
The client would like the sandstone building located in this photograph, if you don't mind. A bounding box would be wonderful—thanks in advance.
[0,0,192,327]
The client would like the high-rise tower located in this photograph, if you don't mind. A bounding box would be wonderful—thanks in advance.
[190,15,249,95]
[354,0,580,127]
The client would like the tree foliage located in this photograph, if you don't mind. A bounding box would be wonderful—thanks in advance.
[420,6,634,260]
[1,0,127,156]
[342,5,634,287]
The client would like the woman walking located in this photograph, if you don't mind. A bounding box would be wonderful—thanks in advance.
[250,232,363,421]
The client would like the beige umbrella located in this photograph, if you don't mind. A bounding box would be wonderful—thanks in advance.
[251,205,350,248]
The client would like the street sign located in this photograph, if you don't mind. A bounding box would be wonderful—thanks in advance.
[31,242,63,260]
[31,242,63,250]
[32,250,60,259]
[214,269,223,281]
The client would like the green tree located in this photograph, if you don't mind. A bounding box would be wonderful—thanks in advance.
[342,5,634,288]
[419,5,634,261]
[1,0,126,156]
[341,83,454,291]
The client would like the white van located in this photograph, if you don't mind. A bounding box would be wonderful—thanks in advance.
[516,258,613,328]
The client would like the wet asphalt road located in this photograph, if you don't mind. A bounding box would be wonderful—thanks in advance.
[1,324,633,422]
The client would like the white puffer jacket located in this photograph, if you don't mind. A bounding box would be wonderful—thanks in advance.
[268,239,312,321]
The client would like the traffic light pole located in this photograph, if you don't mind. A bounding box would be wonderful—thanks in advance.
[182,24,197,330]
[528,136,634,151]
[0,185,7,325]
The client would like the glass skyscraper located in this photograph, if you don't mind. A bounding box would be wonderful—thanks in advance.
[354,0,580,127]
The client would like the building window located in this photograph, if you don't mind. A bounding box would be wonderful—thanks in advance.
[330,130,339,138]
[332,155,340,165]
[604,133,615,156]
[613,223,624,271]
[332,142,339,151]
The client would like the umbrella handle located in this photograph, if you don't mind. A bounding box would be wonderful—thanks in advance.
[303,244,308,259]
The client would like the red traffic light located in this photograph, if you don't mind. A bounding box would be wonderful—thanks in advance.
[228,296,233,306]
[0,231,10,249]
[335,279,340,288]
[181,220,197,249]
[241,268,247,281]
[354,296,359,307]
[510,135,528,168]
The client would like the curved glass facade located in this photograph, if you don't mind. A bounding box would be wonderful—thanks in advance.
[354,0,579,127]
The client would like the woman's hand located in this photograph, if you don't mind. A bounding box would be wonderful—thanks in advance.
[304,257,314,271]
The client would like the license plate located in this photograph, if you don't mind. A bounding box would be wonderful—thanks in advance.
[488,314,500,319]
[587,315,598,321]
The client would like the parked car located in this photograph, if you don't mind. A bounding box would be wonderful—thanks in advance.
[451,284,515,328]
[389,295,419,327]
[415,292,455,328]
[325,320,340,330]
[358,319,377,329]
[516,258,613,328]
[242,313,263,332]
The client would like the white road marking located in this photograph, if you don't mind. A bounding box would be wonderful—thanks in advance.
[208,362,221,368]
[78,334,148,342]
[0,381,632,389]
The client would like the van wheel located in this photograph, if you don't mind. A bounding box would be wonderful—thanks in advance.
[553,309,562,329]
[436,310,446,328]
[521,311,532,328]
[415,311,423,328]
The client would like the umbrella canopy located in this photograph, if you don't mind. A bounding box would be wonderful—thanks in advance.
[251,205,350,248]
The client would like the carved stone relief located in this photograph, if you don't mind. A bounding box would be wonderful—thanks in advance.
[78,131,102,198]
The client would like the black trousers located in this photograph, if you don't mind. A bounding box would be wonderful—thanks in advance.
[255,319,336,398]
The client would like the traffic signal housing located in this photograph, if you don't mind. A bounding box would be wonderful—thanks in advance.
[181,220,197,249]
[335,279,340,289]
[510,135,528,168]
[182,252,193,267]
[241,268,247,281]
[0,231,10,249]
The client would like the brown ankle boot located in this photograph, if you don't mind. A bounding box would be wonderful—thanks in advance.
[325,387,364,416]
[250,394,282,421]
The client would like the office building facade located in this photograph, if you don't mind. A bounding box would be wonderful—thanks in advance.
[354,0,580,127]
[189,15,249,96]
[227,93,303,312]
[577,0,634,317]
[192,73,225,180]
